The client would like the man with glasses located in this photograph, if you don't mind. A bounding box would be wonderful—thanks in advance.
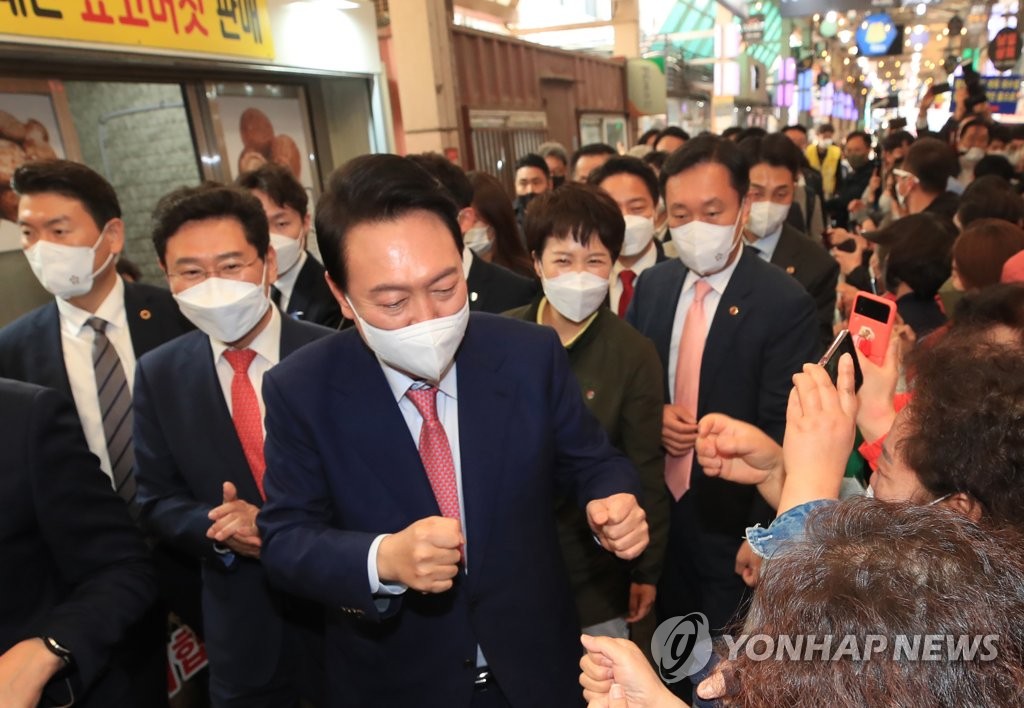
[892,138,961,220]
[133,184,333,707]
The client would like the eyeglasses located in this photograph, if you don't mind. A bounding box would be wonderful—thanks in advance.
[168,257,262,285]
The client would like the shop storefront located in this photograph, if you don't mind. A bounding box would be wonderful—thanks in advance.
[0,0,388,324]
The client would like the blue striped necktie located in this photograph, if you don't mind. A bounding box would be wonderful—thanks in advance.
[87,316,137,504]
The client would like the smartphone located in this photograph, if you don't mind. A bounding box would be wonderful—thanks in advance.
[818,329,864,392]
[847,292,897,366]
[833,238,858,253]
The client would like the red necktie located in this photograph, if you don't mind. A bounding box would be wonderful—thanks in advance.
[618,270,637,318]
[223,349,266,500]
[665,280,712,500]
[406,386,461,520]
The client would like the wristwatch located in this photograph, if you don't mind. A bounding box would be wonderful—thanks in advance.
[41,636,73,666]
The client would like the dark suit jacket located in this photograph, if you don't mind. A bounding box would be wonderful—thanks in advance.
[0,281,192,399]
[466,252,538,314]
[0,379,157,708]
[284,253,344,329]
[770,223,840,354]
[133,316,332,701]
[257,314,641,708]
[626,249,818,626]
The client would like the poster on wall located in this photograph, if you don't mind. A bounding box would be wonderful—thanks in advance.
[0,79,80,253]
[209,84,318,194]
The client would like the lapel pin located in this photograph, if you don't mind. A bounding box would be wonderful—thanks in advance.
[139,309,152,320]
[729,306,740,316]
[785,266,796,275]
[585,389,596,400]
[470,292,479,302]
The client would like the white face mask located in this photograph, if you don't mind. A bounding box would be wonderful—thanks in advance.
[542,270,609,323]
[270,232,303,275]
[620,215,656,257]
[24,227,115,299]
[820,138,834,149]
[746,201,790,239]
[173,265,271,344]
[669,206,743,276]
[347,297,470,383]
[960,147,985,170]
[463,224,493,255]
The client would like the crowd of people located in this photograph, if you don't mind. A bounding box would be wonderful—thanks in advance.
[1,105,1023,708]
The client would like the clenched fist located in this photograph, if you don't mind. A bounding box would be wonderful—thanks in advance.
[376,516,464,593]
[587,494,648,561]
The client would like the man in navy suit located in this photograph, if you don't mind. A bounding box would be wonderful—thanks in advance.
[257,154,649,708]
[133,185,331,707]
[0,378,157,708]
[626,136,818,643]
[236,163,345,329]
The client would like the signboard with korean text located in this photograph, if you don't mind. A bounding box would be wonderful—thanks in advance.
[953,75,1022,115]
[0,0,274,60]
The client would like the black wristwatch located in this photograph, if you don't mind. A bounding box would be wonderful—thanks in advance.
[41,636,73,666]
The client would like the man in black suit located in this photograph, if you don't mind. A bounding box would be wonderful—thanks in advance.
[237,164,344,329]
[0,160,193,706]
[625,136,818,649]
[739,134,840,351]
[134,185,330,707]
[407,153,537,314]
[0,378,157,707]
[589,156,670,317]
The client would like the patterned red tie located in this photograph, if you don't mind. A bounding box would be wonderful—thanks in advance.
[618,270,637,318]
[406,386,460,520]
[223,349,266,500]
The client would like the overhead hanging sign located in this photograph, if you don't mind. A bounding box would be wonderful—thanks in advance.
[742,14,765,44]
[627,58,668,116]
[0,0,274,60]
[952,75,1022,115]
[990,28,1022,73]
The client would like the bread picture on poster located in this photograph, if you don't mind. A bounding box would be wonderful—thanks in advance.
[238,107,302,179]
[0,109,59,223]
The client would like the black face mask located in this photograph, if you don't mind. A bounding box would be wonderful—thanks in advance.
[552,175,566,189]
[515,192,538,215]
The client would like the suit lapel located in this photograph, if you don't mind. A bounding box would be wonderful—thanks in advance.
[465,254,491,311]
[700,250,756,407]
[329,339,441,520]
[124,283,168,357]
[34,304,73,399]
[650,260,687,369]
[286,257,315,317]
[769,225,802,278]
[454,322,515,586]
[179,334,264,503]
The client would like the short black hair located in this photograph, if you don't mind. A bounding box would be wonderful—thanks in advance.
[151,184,269,266]
[974,154,1015,182]
[638,128,660,146]
[957,175,1024,227]
[642,150,668,172]
[569,143,617,174]
[882,130,914,153]
[881,213,957,298]
[845,130,872,149]
[407,152,474,210]
[12,159,121,230]
[654,127,690,150]
[235,162,308,216]
[904,138,959,194]
[738,133,802,180]
[991,122,1013,145]
[537,142,569,166]
[817,123,836,135]
[781,124,808,136]
[514,153,550,178]
[588,156,660,205]
[721,127,743,141]
[660,134,750,201]
[738,127,767,142]
[959,117,992,143]
[524,182,624,262]
[315,154,461,291]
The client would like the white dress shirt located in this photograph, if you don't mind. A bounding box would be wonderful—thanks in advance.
[56,276,135,485]
[273,250,308,313]
[610,241,659,314]
[667,252,742,400]
[750,224,784,263]
[209,305,282,429]
[462,247,474,280]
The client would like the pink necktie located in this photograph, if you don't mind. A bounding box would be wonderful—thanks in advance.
[665,280,712,500]
[406,387,461,520]
[223,349,266,500]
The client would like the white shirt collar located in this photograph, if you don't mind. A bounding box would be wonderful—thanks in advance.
[380,356,458,403]
[56,275,127,335]
[274,250,308,298]
[462,247,474,279]
[612,239,659,279]
[210,304,282,365]
[682,244,743,296]
[749,225,784,262]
